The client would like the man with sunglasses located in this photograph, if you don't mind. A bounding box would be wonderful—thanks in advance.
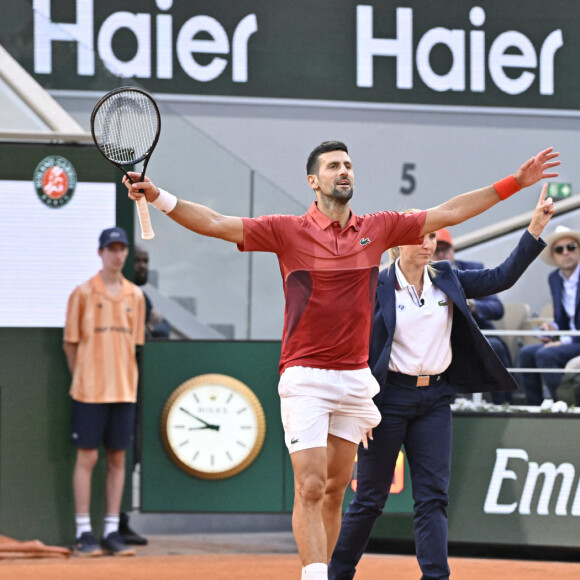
[516,225,580,404]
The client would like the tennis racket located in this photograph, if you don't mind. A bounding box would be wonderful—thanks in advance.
[90,86,161,240]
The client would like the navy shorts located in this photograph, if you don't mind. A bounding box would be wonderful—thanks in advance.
[71,400,136,450]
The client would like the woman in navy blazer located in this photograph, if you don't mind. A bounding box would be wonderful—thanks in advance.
[329,188,554,580]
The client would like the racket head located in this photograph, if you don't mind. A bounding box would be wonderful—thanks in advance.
[90,86,161,170]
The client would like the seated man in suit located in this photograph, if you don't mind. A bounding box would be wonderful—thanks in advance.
[434,229,513,403]
[516,225,580,405]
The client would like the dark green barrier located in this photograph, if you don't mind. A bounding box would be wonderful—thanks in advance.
[141,340,287,512]
[447,414,580,548]
[369,414,580,547]
[0,141,134,545]
[0,328,107,545]
[141,340,414,515]
[5,334,577,548]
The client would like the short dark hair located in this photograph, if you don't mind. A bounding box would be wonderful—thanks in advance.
[306,141,348,175]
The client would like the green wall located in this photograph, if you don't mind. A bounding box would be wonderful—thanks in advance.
[0,141,133,545]
[4,335,578,548]
[141,340,288,512]
[0,328,107,545]
[140,341,414,515]
[447,415,580,547]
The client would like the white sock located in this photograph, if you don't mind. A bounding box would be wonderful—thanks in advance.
[75,514,92,538]
[103,514,120,538]
[301,563,328,579]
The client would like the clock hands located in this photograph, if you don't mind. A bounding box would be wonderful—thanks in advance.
[178,406,220,431]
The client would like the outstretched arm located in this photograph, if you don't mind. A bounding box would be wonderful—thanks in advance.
[421,148,560,235]
[123,173,244,244]
[457,184,555,298]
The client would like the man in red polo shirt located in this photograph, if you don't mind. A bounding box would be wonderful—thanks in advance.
[124,141,559,580]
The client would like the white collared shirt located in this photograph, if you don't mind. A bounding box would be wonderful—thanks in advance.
[557,263,580,344]
[388,259,453,376]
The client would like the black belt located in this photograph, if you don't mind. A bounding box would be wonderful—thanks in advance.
[387,370,446,387]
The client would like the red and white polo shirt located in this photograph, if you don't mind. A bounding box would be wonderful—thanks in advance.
[239,202,425,373]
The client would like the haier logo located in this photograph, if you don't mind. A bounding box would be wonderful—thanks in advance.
[357,5,563,95]
[484,448,580,516]
[33,0,257,82]
[29,1,566,103]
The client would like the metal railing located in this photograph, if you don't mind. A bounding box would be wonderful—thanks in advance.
[454,329,580,412]
[483,328,580,374]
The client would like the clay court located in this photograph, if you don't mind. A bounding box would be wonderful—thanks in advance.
[1,532,579,580]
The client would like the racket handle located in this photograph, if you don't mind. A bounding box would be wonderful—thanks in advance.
[136,196,155,240]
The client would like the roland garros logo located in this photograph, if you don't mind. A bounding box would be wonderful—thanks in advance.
[33,155,77,208]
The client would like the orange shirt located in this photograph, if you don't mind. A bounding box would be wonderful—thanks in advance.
[64,272,145,403]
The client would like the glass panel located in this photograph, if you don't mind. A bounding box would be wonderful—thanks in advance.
[141,101,309,340]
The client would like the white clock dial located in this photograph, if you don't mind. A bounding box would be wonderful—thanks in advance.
[161,374,266,479]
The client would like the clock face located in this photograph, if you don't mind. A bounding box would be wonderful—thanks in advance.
[161,374,266,479]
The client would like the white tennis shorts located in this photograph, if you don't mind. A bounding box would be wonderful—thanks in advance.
[278,366,382,453]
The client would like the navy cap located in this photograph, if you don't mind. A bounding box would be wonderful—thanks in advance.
[99,227,129,249]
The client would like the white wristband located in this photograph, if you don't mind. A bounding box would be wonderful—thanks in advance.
[150,188,177,214]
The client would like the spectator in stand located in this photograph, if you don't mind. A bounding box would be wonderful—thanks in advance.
[516,225,580,405]
[433,229,513,403]
[133,244,171,339]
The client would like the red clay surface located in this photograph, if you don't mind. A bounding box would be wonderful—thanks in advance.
[1,533,578,580]
[2,552,580,580]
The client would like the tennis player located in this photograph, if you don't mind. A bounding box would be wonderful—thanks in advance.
[124,142,559,580]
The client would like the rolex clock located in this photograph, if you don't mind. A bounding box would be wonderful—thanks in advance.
[161,374,266,479]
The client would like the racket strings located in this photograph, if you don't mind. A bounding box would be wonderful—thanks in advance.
[95,92,159,164]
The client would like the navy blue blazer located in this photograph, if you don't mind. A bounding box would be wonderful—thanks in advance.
[548,268,580,342]
[370,230,546,397]
[454,259,504,329]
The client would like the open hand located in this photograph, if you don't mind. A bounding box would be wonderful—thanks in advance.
[514,147,560,188]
